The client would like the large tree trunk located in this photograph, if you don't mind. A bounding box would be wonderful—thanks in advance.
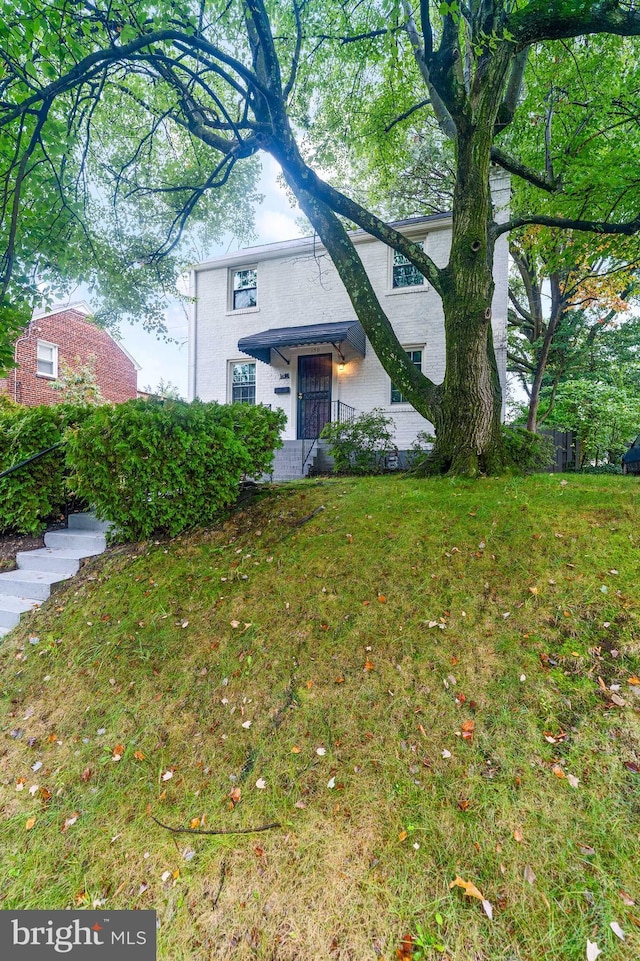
[429,125,505,474]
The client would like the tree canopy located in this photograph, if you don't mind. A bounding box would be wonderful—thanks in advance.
[2,1,640,472]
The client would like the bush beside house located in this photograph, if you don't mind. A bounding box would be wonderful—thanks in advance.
[0,399,285,538]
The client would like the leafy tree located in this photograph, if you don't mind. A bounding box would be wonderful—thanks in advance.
[2,2,640,474]
[541,379,640,467]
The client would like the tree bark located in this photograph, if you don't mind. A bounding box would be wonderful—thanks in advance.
[427,119,505,474]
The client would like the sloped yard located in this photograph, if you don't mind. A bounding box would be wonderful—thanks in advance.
[1,474,639,960]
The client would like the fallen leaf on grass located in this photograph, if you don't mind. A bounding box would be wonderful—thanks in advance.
[61,813,79,833]
[255,778,266,790]
[377,594,387,604]
[161,770,174,781]
[364,660,374,671]
[442,749,452,759]
[610,693,626,707]
[481,900,493,920]
[25,817,37,830]
[576,842,596,856]
[552,765,565,779]
[628,676,640,686]
[291,745,301,754]
[396,933,414,960]
[112,744,125,761]
[449,875,484,900]
[586,940,601,961]
[619,891,635,906]
[567,774,580,789]
[229,787,241,806]
[609,921,625,941]
[624,761,639,774]
[513,828,523,843]
[523,865,536,885]
[461,720,475,741]
[398,830,408,842]
[133,751,145,761]
[189,817,200,829]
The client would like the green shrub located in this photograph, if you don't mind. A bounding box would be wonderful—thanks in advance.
[0,403,92,534]
[502,425,555,473]
[320,409,395,474]
[66,399,285,540]
[580,463,624,475]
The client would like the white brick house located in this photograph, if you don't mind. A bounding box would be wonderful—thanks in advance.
[189,196,509,477]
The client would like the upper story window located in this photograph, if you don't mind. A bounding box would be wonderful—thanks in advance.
[392,242,425,289]
[232,267,257,310]
[36,340,58,378]
[230,361,256,404]
[390,349,422,404]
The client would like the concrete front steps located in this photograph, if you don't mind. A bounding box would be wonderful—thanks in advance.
[0,513,109,638]
[269,440,334,481]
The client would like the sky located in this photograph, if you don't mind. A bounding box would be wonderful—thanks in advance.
[120,155,302,398]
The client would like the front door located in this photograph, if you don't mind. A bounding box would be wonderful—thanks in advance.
[297,354,332,439]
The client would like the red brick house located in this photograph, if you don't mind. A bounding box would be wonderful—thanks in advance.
[0,303,139,406]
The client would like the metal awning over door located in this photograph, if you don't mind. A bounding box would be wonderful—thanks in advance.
[238,320,366,364]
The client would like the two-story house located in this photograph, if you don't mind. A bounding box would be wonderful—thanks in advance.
[0,303,140,406]
[189,201,509,478]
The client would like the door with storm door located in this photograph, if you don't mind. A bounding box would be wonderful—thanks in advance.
[297,354,332,439]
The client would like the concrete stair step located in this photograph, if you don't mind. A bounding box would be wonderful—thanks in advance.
[0,595,42,629]
[17,549,82,576]
[67,512,112,533]
[44,530,106,554]
[0,569,71,601]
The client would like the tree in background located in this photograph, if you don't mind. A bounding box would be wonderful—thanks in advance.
[2,3,640,473]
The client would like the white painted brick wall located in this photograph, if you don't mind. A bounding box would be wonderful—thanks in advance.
[190,203,508,449]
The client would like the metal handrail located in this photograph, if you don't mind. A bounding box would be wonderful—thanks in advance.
[301,400,357,473]
[0,442,64,480]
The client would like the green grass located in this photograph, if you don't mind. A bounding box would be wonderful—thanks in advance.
[1,474,639,960]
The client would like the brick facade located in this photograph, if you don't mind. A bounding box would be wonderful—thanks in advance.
[0,306,138,406]
[189,180,510,449]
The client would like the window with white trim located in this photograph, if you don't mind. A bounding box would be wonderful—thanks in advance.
[36,340,58,378]
[230,361,256,404]
[390,349,422,404]
[231,267,257,310]
[392,241,425,288]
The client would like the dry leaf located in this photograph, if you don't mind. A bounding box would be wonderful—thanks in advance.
[161,770,174,781]
[291,745,301,754]
[25,817,37,830]
[189,817,200,829]
[61,813,79,833]
[619,890,635,906]
[610,693,626,707]
[133,751,145,761]
[398,830,408,842]
[461,720,475,741]
[576,842,596,856]
[364,660,374,671]
[628,676,640,686]
[586,940,601,961]
[609,921,625,941]
[449,875,484,900]
[230,787,241,805]
[523,865,536,885]
[230,620,240,628]
[316,747,326,756]
[513,828,523,842]
[481,900,493,920]
[442,749,452,759]
[255,778,267,790]
[377,594,387,603]
[567,774,580,789]
[552,764,565,779]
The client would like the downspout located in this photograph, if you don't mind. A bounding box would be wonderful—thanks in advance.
[187,268,197,401]
[13,319,34,402]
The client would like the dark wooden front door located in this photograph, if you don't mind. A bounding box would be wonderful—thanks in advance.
[297,354,332,439]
